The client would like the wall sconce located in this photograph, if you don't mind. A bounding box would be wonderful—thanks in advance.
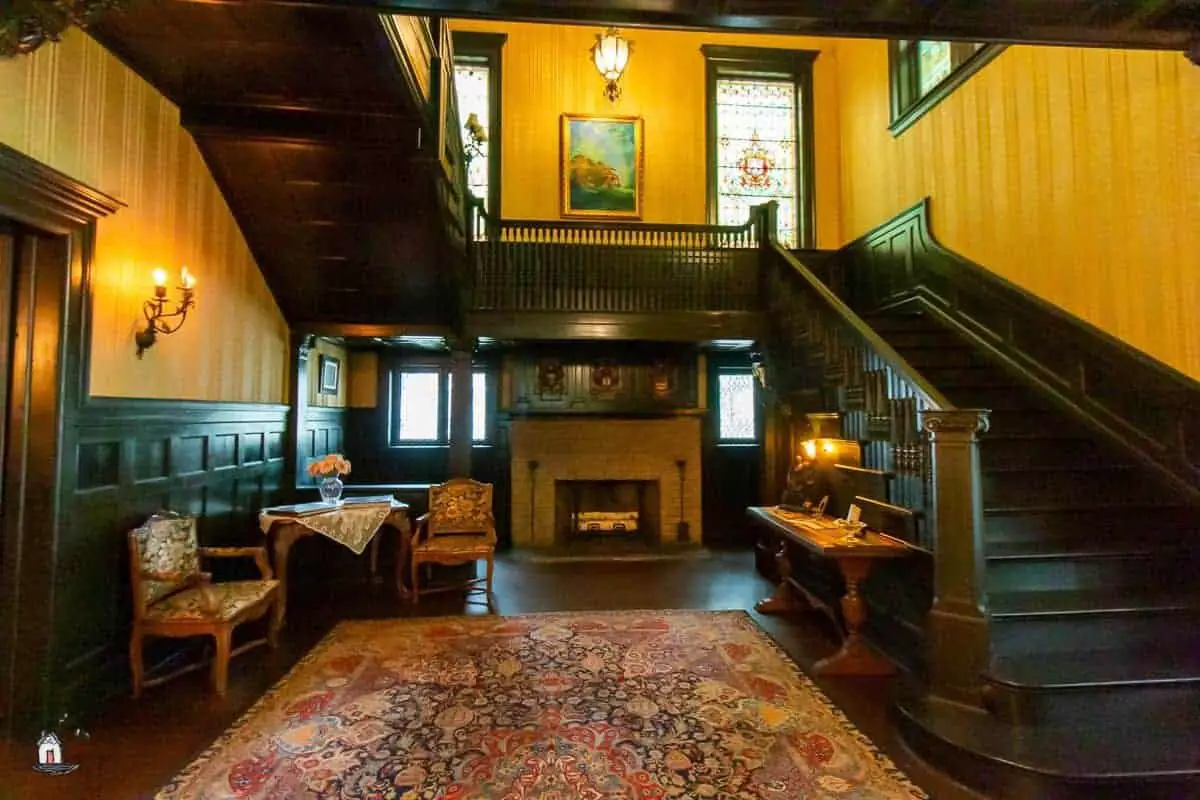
[590,27,632,103]
[750,351,767,389]
[463,112,487,165]
[135,266,196,358]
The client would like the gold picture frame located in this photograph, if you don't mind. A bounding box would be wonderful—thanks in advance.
[560,113,644,219]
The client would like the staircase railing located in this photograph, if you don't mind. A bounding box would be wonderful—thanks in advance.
[753,200,992,709]
[752,202,951,521]
[840,198,1200,503]
[467,198,762,313]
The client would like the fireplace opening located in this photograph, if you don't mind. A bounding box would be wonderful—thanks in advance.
[555,480,660,547]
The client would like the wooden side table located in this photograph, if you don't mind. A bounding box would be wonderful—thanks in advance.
[261,500,412,626]
[747,505,912,676]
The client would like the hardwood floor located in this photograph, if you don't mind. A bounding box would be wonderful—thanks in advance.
[0,548,984,800]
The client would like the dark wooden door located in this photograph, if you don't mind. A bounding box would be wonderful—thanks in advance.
[701,352,763,546]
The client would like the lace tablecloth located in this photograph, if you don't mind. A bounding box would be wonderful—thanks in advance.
[259,499,407,556]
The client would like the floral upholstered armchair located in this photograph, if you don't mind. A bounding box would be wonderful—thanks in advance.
[128,512,281,697]
[410,478,496,602]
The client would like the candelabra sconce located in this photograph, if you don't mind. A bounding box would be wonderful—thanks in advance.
[135,266,196,359]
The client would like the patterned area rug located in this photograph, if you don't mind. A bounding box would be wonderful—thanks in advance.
[157,611,927,798]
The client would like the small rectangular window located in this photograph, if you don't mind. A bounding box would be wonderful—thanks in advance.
[717,372,757,441]
[889,40,1003,136]
[395,371,441,442]
[446,371,489,442]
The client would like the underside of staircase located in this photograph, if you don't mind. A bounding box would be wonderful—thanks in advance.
[870,310,1200,799]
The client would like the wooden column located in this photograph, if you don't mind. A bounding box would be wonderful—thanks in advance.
[447,344,474,476]
[921,408,991,710]
[286,333,314,488]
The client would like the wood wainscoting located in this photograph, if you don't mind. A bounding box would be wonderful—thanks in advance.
[52,399,288,733]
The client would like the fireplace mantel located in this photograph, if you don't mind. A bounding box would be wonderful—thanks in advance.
[509,417,703,549]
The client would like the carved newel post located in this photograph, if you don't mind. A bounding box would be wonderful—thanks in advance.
[921,408,991,710]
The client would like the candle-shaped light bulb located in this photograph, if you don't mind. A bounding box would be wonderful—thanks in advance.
[181,266,195,290]
[152,268,168,288]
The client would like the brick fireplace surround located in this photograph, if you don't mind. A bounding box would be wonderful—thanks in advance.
[509,417,703,549]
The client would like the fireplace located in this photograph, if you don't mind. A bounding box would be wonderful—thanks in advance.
[555,480,660,546]
[509,417,702,549]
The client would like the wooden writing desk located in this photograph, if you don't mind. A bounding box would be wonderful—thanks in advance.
[747,505,912,676]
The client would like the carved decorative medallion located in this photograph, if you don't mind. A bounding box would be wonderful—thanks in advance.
[536,359,565,400]
[650,359,674,398]
[590,361,620,399]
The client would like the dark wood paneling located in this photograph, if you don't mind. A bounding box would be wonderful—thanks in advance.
[49,399,290,725]
[842,198,1200,503]
[467,310,765,343]
[165,0,1194,50]
[505,344,700,415]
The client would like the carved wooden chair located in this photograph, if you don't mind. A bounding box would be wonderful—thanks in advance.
[128,512,282,698]
[410,478,496,602]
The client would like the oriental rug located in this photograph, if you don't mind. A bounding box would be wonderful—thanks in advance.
[156,610,927,799]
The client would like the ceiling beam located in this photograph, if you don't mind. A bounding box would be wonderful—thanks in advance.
[181,103,422,146]
[174,0,1198,49]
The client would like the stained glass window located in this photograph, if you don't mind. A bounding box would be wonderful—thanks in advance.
[715,77,799,247]
[396,371,441,441]
[453,62,490,212]
[718,372,757,441]
[917,41,953,95]
[890,40,996,133]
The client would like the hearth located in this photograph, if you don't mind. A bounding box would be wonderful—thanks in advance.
[556,480,660,546]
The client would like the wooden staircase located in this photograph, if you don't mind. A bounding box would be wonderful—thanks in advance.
[870,309,1200,795]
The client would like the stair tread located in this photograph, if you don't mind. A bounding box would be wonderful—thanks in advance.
[991,646,1200,688]
[990,588,1200,616]
[900,694,1200,778]
[986,539,1198,560]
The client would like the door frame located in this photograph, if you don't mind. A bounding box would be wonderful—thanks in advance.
[0,143,121,737]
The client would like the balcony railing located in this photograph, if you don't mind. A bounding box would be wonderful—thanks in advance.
[467,199,764,313]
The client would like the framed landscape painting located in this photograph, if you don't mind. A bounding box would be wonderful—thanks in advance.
[560,114,643,219]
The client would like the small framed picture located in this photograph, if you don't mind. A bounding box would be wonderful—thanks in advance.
[318,355,340,396]
[846,503,862,524]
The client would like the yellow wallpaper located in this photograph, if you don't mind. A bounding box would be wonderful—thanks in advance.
[835,41,1200,380]
[450,20,843,248]
[348,351,379,408]
[308,338,349,407]
[0,30,289,402]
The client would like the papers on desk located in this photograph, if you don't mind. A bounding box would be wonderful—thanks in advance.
[262,495,396,518]
[261,502,332,518]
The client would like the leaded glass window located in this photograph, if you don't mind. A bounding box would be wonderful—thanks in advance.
[890,40,1000,135]
[715,77,799,247]
[453,62,490,211]
[717,372,757,441]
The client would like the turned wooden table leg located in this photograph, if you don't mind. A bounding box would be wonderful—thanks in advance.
[394,519,413,599]
[368,533,382,584]
[272,525,302,629]
[813,556,895,676]
[755,540,811,615]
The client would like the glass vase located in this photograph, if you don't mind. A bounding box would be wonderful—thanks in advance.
[319,476,344,505]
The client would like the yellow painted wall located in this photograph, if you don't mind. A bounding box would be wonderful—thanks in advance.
[836,40,1200,380]
[0,30,289,402]
[450,20,843,248]
[308,338,349,407]
[348,351,379,408]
